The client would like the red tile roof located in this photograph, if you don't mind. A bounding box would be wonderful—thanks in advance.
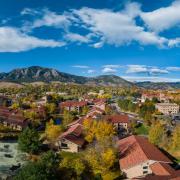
[106,114,129,124]
[0,107,28,128]
[60,123,83,138]
[59,123,85,146]
[60,101,87,108]
[64,134,85,146]
[93,98,106,104]
[150,162,178,176]
[118,135,171,170]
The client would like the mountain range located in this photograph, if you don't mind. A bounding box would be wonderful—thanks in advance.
[0,66,179,89]
[0,66,133,87]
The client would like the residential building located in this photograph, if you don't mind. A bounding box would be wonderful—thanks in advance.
[118,135,180,179]
[92,98,106,111]
[60,101,87,113]
[86,107,105,118]
[106,114,129,132]
[141,93,159,102]
[155,103,179,115]
[0,107,28,131]
[57,123,85,153]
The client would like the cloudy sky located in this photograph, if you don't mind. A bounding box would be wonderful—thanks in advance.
[0,0,180,82]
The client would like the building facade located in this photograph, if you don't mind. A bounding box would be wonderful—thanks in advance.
[155,103,179,115]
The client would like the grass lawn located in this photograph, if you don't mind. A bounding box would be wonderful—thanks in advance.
[135,124,149,135]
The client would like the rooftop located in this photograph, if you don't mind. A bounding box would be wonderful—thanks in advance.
[118,135,171,170]
[106,114,129,124]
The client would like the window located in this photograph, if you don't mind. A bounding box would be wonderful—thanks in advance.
[143,171,148,174]
[143,166,148,169]
[61,143,68,148]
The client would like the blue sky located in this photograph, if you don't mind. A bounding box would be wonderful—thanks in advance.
[0,0,180,82]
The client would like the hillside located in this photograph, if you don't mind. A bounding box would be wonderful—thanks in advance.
[0,66,133,87]
[135,81,180,90]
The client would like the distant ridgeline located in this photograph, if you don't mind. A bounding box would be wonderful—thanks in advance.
[0,66,133,87]
[0,66,179,89]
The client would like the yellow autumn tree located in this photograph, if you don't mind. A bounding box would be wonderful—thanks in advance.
[83,119,115,143]
[84,139,120,180]
[148,122,166,146]
[45,119,63,141]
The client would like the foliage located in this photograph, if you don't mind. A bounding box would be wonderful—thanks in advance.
[11,102,20,110]
[45,103,57,114]
[105,105,113,115]
[62,109,74,126]
[148,122,166,146]
[83,139,120,179]
[134,124,149,135]
[14,151,60,180]
[59,152,86,178]
[171,125,180,151]
[45,119,63,141]
[82,106,89,115]
[18,127,41,154]
[83,119,115,143]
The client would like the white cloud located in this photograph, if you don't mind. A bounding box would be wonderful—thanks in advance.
[73,7,167,47]
[166,66,180,71]
[123,2,141,18]
[1,1,180,53]
[150,68,168,75]
[93,41,104,48]
[102,67,117,73]
[21,8,39,15]
[87,69,95,73]
[64,33,90,43]
[141,0,180,32]
[34,11,70,29]
[72,65,90,69]
[0,27,63,52]
[126,65,169,75]
[103,64,122,69]
[122,76,180,82]
[22,9,70,31]
[19,3,180,49]
[168,38,180,47]
[126,65,147,74]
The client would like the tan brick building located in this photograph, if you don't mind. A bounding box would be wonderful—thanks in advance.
[155,103,179,115]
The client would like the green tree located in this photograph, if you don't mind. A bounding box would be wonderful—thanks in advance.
[171,125,180,150]
[14,151,60,180]
[60,152,86,178]
[45,103,56,114]
[82,106,89,115]
[128,102,136,112]
[18,127,41,154]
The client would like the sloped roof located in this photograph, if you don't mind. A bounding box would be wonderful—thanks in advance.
[60,101,87,107]
[60,123,83,138]
[150,162,175,176]
[65,134,85,146]
[106,114,129,124]
[118,135,171,170]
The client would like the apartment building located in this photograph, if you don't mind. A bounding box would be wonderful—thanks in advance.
[155,103,179,115]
